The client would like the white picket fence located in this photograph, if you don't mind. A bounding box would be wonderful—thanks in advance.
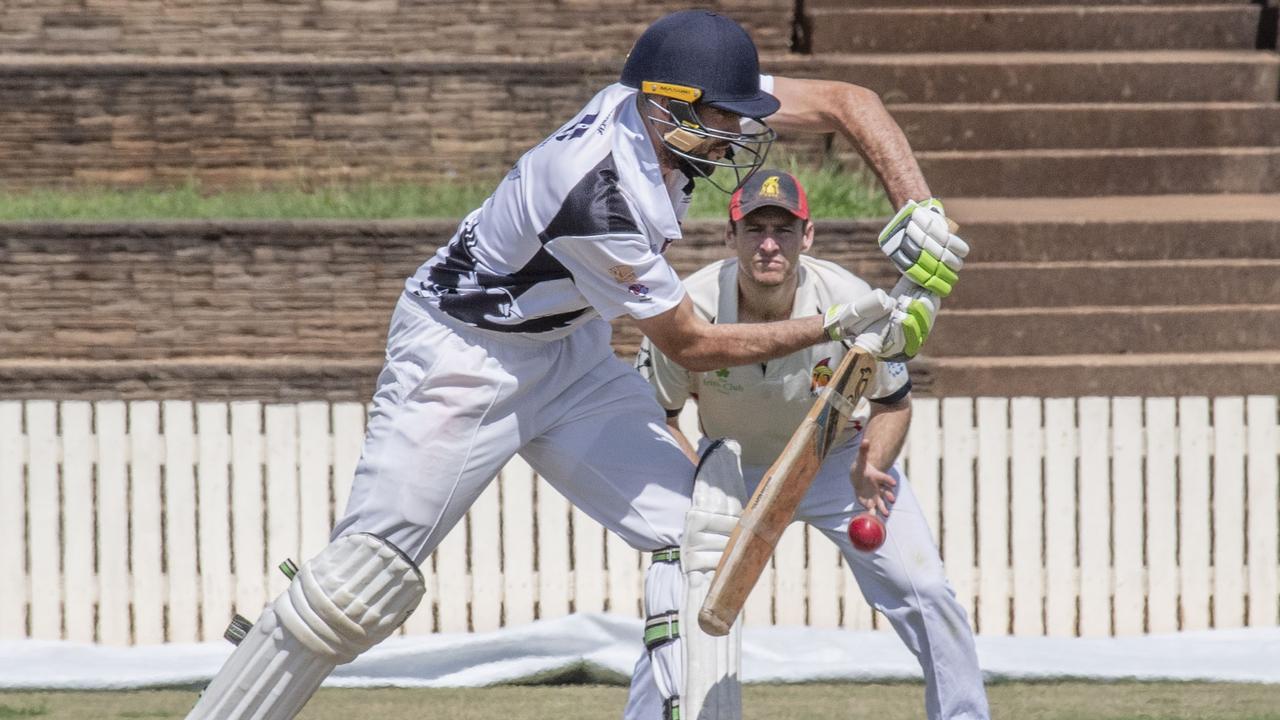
[0,397,1277,645]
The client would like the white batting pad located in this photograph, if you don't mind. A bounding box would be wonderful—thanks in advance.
[683,439,747,720]
[186,533,425,720]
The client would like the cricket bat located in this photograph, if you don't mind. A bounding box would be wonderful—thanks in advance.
[698,218,960,637]
[697,338,880,636]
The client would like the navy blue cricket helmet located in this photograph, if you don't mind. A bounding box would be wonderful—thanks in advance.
[620,10,778,192]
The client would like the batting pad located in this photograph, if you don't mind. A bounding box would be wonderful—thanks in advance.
[186,533,425,720]
[683,439,747,720]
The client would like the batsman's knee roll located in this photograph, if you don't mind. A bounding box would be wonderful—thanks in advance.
[186,533,425,720]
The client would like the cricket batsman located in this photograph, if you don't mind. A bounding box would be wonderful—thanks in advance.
[185,10,966,720]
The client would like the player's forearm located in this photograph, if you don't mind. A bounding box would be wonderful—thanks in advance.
[673,315,825,372]
[862,398,912,471]
[836,90,931,209]
[770,77,930,208]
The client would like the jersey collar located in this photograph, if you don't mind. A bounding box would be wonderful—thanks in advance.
[611,86,684,242]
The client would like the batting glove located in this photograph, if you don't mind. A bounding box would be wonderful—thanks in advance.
[871,292,939,362]
[879,199,968,297]
[823,289,896,342]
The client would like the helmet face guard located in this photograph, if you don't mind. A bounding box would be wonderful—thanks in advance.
[641,82,776,194]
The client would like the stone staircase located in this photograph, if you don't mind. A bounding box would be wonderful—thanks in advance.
[0,2,1276,398]
[795,0,1280,395]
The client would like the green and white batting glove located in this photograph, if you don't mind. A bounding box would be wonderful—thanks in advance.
[879,198,968,297]
[823,289,896,342]
[868,292,939,362]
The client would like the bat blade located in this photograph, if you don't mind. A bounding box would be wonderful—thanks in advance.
[698,346,879,636]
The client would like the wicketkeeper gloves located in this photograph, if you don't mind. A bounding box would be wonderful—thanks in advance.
[879,199,968,297]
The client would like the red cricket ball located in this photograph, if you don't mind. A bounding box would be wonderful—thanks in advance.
[848,512,886,552]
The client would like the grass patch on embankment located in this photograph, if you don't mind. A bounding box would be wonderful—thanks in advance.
[0,163,889,222]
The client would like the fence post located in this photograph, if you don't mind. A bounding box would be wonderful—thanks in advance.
[97,401,131,645]
[1077,397,1111,637]
[1246,396,1278,626]
[1043,398,1077,637]
[0,402,25,638]
[976,397,1009,636]
[130,401,166,644]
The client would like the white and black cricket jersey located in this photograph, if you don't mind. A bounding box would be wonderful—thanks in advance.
[406,82,695,341]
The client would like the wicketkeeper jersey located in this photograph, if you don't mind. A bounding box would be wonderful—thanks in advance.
[638,255,911,466]
[406,82,693,341]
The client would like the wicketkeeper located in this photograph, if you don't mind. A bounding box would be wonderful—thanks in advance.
[635,170,988,720]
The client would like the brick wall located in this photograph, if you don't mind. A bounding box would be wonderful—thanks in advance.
[0,1,792,57]
[0,57,833,188]
[0,59,619,187]
[0,220,889,399]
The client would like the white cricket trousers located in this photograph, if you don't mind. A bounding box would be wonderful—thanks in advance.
[627,439,991,720]
[332,293,695,562]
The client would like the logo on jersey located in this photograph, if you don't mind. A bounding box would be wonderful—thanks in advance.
[760,175,781,198]
[609,264,639,284]
[810,357,833,395]
[555,113,598,141]
[706,367,743,394]
[628,283,650,298]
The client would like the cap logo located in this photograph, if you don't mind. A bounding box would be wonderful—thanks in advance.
[760,176,781,198]
[641,81,703,103]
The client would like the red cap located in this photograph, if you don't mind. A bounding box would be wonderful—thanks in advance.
[729,170,810,222]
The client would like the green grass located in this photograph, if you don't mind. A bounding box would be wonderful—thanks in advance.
[2,683,1279,720]
[0,162,889,222]
[690,159,892,219]
[0,703,47,718]
[0,181,495,222]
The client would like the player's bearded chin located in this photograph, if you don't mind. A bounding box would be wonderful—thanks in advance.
[642,95,774,194]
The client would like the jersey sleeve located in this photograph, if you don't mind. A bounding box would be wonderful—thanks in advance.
[869,359,912,404]
[636,336,692,414]
[543,233,686,321]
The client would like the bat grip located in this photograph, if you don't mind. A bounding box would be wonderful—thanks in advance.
[851,278,938,354]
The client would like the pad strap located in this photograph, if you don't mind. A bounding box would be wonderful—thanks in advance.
[651,547,681,564]
[644,611,681,651]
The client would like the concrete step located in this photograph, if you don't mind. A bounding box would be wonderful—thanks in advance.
[944,195,1280,262]
[775,51,1280,103]
[809,6,1262,53]
[950,258,1280,309]
[890,103,1280,151]
[907,147,1280,197]
[957,218,1280,262]
[914,350,1280,397]
[786,196,1280,264]
[930,304,1280,356]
